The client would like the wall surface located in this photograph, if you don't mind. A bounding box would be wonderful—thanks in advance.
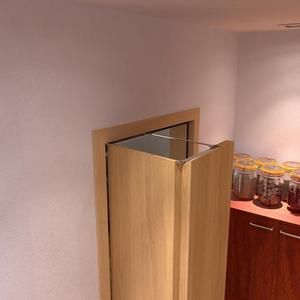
[235,31,300,162]
[0,1,237,299]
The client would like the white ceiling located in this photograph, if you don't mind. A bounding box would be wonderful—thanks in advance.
[79,0,300,31]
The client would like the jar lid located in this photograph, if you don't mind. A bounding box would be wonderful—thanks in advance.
[282,161,300,173]
[260,164,284,177]
[291,169,300,182]
[234,153,251,161]
[235,159,257,172]
[255,157,277,167]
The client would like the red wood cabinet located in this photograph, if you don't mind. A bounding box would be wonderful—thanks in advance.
[274,223,300,300]
[226,207,300,300]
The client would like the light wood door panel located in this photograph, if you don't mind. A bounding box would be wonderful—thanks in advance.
[107,140,233,300]
[107,144,180,300]
[93,109,200,300]
[180,141,233,300]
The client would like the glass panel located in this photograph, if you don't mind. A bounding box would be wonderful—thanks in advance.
[116,123,188,160]
[113,122,214,161]
[114,123,192,161]
[117,134,184,160]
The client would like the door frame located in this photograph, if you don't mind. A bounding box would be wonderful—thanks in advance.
[92,108,200,300]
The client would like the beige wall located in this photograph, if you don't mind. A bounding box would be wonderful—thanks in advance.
[234,31,300,162]
[0,1,238,299]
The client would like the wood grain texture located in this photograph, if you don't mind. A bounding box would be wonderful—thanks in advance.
[107,144,179,300]
[178,161,191,300]
[107,139,233,300]
[227,203,300,299]
[225,210,277,300]
[173,163,184,300]
[274,223,300,300]
[180,141,234,300]
[92,108,200,300]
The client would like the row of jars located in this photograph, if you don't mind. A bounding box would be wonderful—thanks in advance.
[232,153,300,213]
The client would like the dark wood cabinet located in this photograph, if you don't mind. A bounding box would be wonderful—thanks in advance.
[226,203,300,300]
[274,224,300,300]
[226,211,276,300]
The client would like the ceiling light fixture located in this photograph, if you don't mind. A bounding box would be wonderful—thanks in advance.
[278,23,300,28]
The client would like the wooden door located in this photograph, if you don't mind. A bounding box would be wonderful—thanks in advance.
[180,141,233,300]
[107,144,181,300]
[107,140,233,300]
[274,223,300,300]
[225,210,277,300]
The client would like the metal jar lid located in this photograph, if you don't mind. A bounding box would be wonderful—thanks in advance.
[260,164,284,177]
[235,159,257,172]
[234,153,251,161]
[255,157,277,168]
[282,161,300,173]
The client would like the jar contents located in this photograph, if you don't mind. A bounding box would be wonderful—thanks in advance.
[255,157,277,194]
[232,153,251,189]
[233,159,257,200]
[257,164,284,207]
[282,161,300,202]
[288,169,300,213]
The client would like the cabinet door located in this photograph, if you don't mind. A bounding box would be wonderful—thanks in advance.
[180,141,233,300]
[107,144,179,300]
[226,210,277,300]
[274,224,300,300]
[108,140,233,300]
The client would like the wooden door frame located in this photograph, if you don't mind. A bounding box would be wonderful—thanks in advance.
[92,108,200,300]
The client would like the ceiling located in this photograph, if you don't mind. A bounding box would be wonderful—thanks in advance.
[78,0,300,31]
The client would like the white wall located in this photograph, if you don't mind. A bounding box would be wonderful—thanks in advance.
[0,1,237,299]
[235,31,300,162]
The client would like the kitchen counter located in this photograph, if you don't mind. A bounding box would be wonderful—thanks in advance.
[228,197,300,299]
[231,196,300,226]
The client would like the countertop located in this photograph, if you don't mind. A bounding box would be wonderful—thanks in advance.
[230,196,300,226]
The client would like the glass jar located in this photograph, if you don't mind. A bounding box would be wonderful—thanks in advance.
[281,161,300,202]
[287,169,300,213]
[232,153,251,189]
[257,164,284,207]
[255,157,277,194]
[233,159,257,200]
